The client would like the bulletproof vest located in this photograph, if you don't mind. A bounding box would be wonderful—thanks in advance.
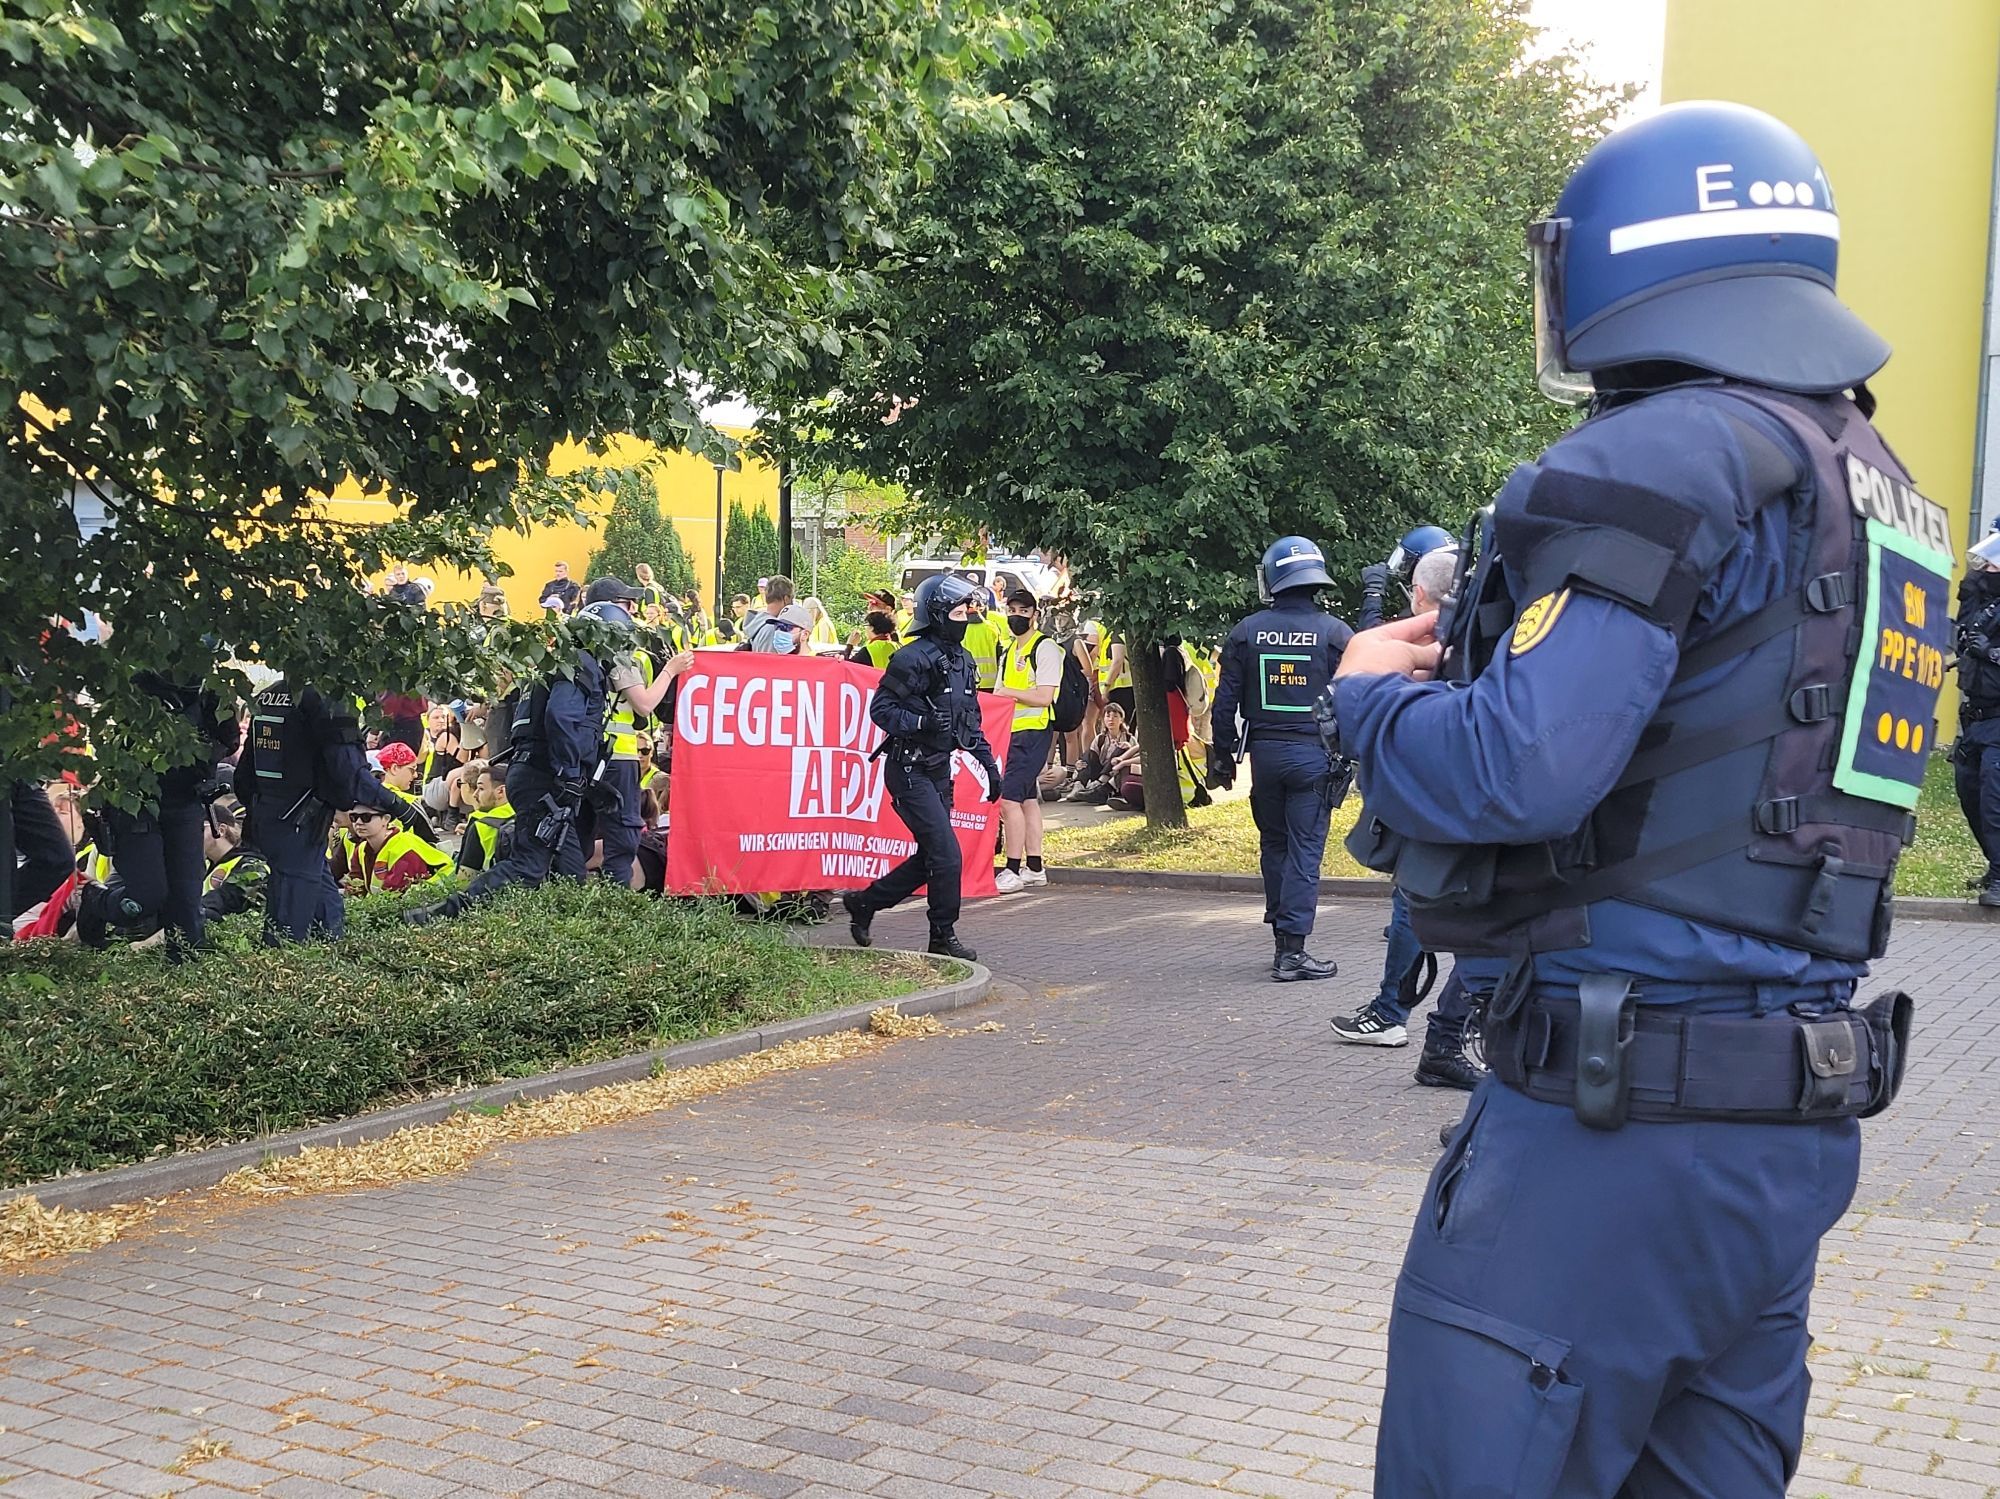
[1359,384,1951,963]
[1237,600,1344,735]
[1956,574,2000,707]
[509,681,555,770]
[248,679,321,799]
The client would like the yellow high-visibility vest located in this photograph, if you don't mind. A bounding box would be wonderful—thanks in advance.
[370,827,453,889]
[1096,632,1131,690]
[464,803,514,868]
[608,647,656,759]
[1001,630,1054,730]
[863,638,897,670]
[962,615,1003,690]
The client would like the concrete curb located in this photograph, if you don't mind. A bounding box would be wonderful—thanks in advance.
[4,953,990,1215]
[1046,864,2000,924]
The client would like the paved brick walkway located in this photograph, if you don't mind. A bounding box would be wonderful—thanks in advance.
[1,890,1995,1498]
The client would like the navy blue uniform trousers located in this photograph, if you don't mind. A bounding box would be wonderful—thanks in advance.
[255,810,345,944]
[441,764,582,912]
[1954,718,2000,879]
[1248,734,1330,938]
[858,753,961,933]
[1378,1075,1860,1497]
[106,796,207,958]
[596,760,643,887]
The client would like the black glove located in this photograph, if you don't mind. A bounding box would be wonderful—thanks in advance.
[1361,562,1391,599]
[978,755,1004,803]
[553,777,586,811]
[1205,743,1236,791]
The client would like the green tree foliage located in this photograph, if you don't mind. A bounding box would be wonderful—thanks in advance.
[813,542,898,635]
[0,0,1044,802]
[785,0,1620,824]
[722,499,784,598]
[584,468,697,597]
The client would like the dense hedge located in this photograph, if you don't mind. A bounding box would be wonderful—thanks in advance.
[0,885,909,1188]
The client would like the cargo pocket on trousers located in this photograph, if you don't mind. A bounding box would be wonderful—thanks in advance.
[1384,1277,1584,1499]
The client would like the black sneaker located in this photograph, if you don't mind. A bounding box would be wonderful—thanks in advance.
[1273,950,1337,983]
[1982,883,2000,910]
[927,930,976,961]
[1329,1008,1409,1046]
[842,891,874,948]
[1415,1049,1484,1091]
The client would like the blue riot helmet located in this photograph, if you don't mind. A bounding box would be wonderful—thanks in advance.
[1258,536,1335,602]
[1386,524,1456,584]
[1529,101,1889,405]
[910,571,982,632]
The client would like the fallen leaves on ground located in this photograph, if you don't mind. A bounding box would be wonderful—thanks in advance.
[0,1196,155,1268]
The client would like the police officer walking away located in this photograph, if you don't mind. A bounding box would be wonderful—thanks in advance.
[405,633,609,923]
[243,678,405,943]
[1335,103,1943,1494]
[842,572,1002,961]
[1208,537,1352,981]
[1955,523,2000,903]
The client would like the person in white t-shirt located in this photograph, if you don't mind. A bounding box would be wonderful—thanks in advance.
[992,589,1065,893]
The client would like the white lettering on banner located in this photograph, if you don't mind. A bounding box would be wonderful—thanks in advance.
[821,853,893,879]
[678,671,877,754]
[790,747,887,822]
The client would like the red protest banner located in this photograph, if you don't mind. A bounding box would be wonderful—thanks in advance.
[664,652,1014,898]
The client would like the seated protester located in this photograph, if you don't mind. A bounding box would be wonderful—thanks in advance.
[373,741,438,842]
[329,809,369,891]
[636,733,667,809]
[417,706,465,818]
[346,804,452,894]
[50,774,113,882]
[456,763,516,874]
[634,825,669,893]
[1110,737,1207,813]
[639,778,669,834]
[201,795,269,922]
[1060,702,1136,803]
[848,611,901,670]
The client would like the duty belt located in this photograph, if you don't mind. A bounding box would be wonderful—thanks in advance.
[1483,979,1912,1131]
[1963,701,2000,724]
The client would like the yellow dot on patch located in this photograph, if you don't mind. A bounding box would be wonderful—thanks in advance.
[1895,719,1910,750]
[1912,724,1925,754]
[1876,712,1894,744]
[1509,589,1572,657]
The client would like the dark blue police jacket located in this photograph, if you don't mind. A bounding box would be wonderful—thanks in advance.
[1212,594,1353,759]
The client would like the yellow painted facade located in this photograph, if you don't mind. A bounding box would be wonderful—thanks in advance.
[1663,0,2000,554]
[315,430,780,615]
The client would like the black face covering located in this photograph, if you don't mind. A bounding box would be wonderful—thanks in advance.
[932,614,970,645]
[1006,614,1033,636]
[1962,570,2000,609]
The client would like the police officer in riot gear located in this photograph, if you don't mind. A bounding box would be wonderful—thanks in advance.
[842,572,1001,961]
[1357,524,1456,631]
[1334,103,1941,1495]
[243,678,405,943]
[1208,537,1353,981]
[404,632,609,923]
[1954,524,2000,904]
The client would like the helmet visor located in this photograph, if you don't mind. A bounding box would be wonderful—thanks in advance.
[1530,219,1593,406]
[1971,530,2000,570]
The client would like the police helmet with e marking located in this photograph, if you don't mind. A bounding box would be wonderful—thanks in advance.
[1259,536,1335,601]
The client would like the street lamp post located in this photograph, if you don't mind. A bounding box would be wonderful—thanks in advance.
[712,461,725,610]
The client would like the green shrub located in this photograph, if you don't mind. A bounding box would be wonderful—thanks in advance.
[0,885,914,1188]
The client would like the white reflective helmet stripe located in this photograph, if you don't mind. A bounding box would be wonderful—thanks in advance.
[1273,551,1323,569]
[1607,206,1840,256]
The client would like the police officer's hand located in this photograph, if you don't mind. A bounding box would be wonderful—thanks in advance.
[1334,612,1442,682]
[1205,744,1235,791]
[553,777,586,810]
[1360,562,1391,598]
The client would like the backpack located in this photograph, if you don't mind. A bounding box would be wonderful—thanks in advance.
[1050,637,1091,734]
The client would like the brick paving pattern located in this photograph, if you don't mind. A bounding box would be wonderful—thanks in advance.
[0,889,1994,1497]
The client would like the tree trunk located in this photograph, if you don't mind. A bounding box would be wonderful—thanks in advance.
[1130,640,1188,830]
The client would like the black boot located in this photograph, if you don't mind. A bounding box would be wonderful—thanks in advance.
[842,891,874,948]
[1415,1046,1484,1091]
[1270,934,1286,978]
[1983,878,2000,910]
[1272,932,1336,983]
[927,929,976,961]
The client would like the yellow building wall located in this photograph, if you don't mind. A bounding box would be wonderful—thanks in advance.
[1663,0,1999,552]
[314,429,778,616]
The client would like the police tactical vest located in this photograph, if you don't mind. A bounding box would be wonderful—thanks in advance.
[249,679,321,798]
[883,637,981,754]
[1956,575,2000,708]
[1360,384,1950,963]
[1237,605,1344,735]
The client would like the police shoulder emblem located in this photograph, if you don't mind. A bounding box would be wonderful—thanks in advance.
[1510,589,1570,656]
